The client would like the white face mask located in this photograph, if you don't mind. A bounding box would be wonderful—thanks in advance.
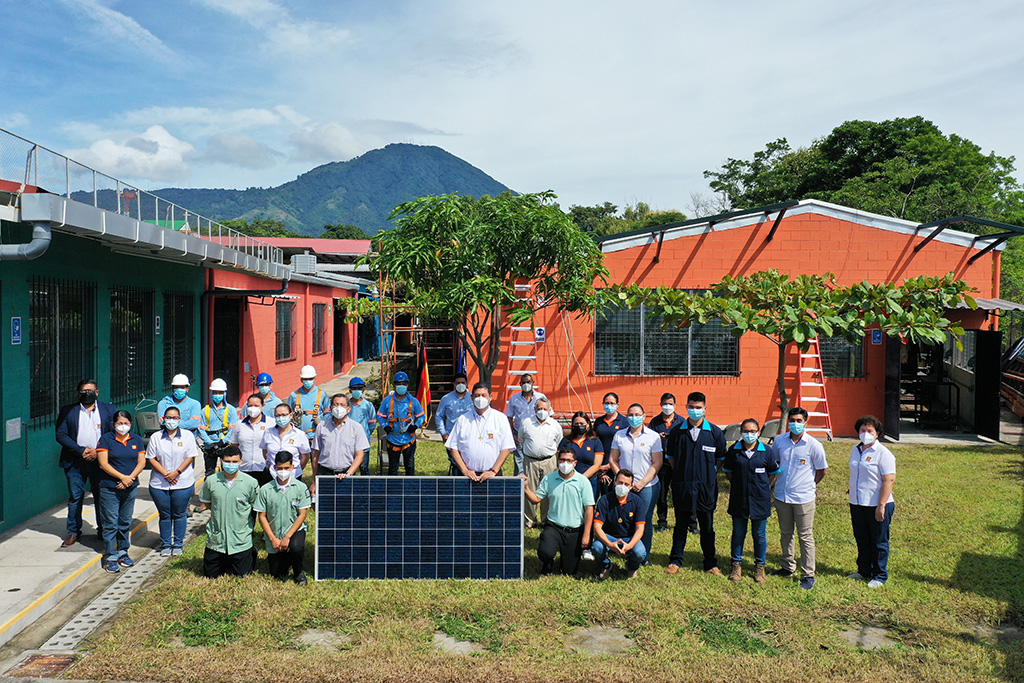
[455,383,467,394]
[276,468,292,482]
[661,404,674,416]
[521,383,533,393]
[614,484,630,498]
[115,423,131,435]
[558,461,575,475]
[859,431,877,445]
[535,409,549,422]
[247,405,262,419]
[331,405,348,419]
[473,396,490,410]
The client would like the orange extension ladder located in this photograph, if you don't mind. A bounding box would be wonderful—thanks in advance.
[798,338,834,441]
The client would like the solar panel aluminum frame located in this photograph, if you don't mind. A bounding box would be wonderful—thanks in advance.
[315,476,524,581]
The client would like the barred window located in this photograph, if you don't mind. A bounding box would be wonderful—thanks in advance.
[819,337,864,378]
[110,286,155,404]
[276,301,296,361]
[946,330,976,373]
[163,292,195,388]
[312,303,327,355]
[28,278,96,422]
[595,302,738,376]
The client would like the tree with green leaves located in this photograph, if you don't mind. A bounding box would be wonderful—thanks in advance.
[607,270,976,430]
[567,201,687,237]
[346,191,608,385]
[320,223,371,240]
[221,218,302,238]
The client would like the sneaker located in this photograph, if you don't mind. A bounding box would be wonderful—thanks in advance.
[118,555,135,568]
[103,560,120,573]
[160,548,172,557]
[625,568,639,579]
[847,572,866,580]
[595,566,612,581]
[171,547,184,556]
[582,549,595,561]
[770,568,794,578]
[655,522,668,533]
[294,572,308,586]
[800,577,816,590]
[867,579,885,588]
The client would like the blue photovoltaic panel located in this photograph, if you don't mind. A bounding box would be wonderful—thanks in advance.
[315,476,523,580]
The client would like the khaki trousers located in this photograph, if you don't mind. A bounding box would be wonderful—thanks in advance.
[775,499,816,578]
[524,456,557,525]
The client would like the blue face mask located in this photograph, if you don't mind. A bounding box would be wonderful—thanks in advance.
[211,393,225,404]
[603,403,617,415]
[173,388,187,400]
[221,462,240,475]
[276,415,292,428]
[627,415,644,429]
[302,379,315,391]
[258,384,271,396]
[789,422,805,435]
[395,385,408,396]
[687,408,704,421]
[351,389,363,399]
[741,432,759,444]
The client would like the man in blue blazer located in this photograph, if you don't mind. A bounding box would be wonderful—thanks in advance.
[55,379,116,547]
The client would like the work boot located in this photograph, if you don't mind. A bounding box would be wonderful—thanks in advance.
[728,562,742,582]
[753,564,767,584]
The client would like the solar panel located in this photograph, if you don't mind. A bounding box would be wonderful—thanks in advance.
[315,476,524,580]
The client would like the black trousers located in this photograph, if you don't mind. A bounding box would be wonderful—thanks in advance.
[669,489,717,570]
[203,546,254,578]
[387,441,416,475]
[249,468,273,487]
[268,530,306,579]
[656,460,673,526]
[538,523,583,575]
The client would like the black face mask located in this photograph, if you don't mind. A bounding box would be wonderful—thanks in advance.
[571,424,588,436]
[79,390,98,406]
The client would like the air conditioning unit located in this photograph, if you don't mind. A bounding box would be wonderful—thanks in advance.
[292,252,317,274]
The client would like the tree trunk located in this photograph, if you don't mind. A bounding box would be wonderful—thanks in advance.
[776,341,790,434]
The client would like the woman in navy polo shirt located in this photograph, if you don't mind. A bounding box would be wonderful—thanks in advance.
[723,418,781,585]
[558,411,605,498]
[96,410,147,573]
[593,392,628,493]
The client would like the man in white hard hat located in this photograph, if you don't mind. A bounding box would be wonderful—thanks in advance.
[199,378,239,477]
[287,365,329,440]
[157,374,203,432]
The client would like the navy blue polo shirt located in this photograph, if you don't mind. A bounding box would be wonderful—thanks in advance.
[648,412,685,460]
[96,432,146,490]
[595,490,646,539]
[723,440,781,520]
[559,436,604,475]
[594,414,629,457]
[667,418,727,512]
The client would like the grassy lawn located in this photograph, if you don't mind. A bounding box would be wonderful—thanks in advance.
[70,439,1024,683]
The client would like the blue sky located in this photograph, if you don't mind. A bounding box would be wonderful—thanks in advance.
[3,0,1024,214]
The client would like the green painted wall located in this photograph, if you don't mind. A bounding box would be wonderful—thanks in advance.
[0,226,204,535]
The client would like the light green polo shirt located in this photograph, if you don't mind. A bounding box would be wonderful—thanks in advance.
[253,479,312,553]
[535,470,595,528]
[199,472,259,555]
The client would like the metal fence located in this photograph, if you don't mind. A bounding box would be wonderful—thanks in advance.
[0,127,284,265]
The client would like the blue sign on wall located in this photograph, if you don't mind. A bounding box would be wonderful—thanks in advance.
[871,329,883,345]
[11,317,21,345]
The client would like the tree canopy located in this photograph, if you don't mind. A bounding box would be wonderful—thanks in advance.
[567,201,686,236]
[220,218,302,238]
[319,223,372,240]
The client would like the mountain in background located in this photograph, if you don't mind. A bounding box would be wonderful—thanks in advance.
[150,143,512,235]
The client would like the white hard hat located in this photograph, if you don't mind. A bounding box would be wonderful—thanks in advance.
[209,378,227,392]
[171,374,190,386]
[299,365,317,379]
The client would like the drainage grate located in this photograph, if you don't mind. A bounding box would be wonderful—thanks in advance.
[3,653,77,677]
[40,509,210,652]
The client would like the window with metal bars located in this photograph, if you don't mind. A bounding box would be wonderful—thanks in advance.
[110,286,155,404]
[595,302,738,376]
[312,303,327,355]
[818,336,865,378]
[163,292,195,388]
[276,300,296,361]
[28,279,96,423]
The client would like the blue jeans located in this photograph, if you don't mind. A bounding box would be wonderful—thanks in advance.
[98,485,138,562]
[593,535,647,571]
[635,480,660,557]
[850,502,894,583]
[731,516,768,565]
[64,462,102,536]
[150,485,194,550]
[512,448,523,477]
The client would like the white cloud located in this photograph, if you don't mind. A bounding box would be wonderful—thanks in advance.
[0,113,29,130]
[68,126,194,182]
[118,107,281,135]
[203,132,281,169]
[192,0,349,56]
[289,122,366,162]
[56,0,177,63]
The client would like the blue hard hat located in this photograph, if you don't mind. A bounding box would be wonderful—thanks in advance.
[394,371,409,383]
[256,372,273,385]
[349,377,366,388]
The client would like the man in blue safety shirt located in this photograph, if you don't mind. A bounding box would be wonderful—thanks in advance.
[346,377,377,475]
[434,372,473,476]
[376,371,425,476]
[199,378,239,477]
[157,374,203,431]
[254,372,283,418]
[287,365,329,439]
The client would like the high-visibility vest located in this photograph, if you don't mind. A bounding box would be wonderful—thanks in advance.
[203,404,231,441]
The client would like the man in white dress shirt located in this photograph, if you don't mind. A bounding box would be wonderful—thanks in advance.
[446,383,514,481]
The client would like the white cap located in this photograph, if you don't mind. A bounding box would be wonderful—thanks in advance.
[300,365,317,379]
[209,378,227,392]
[171,374,190,386]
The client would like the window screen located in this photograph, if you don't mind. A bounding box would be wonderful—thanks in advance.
[163,292,195,388]
[29,278,96,422]
[312,303,328,355]
[276,300,296,361]
[819,337,864,378]
[110,286,155,404]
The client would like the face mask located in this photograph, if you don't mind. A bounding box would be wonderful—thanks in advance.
[859,431,876,445]
[535,410,549,422]
[173,388,188,400]
[247,405,262,419]
[627,415,644,429]
[115,424,131,435]
[603,403,617,415]
[276,468,292,482]
[332,406,348,419]
[79,390,98,406]
[473,396,490,410]
[687,408,704,421]
[614,484,630,498]
[789,422,805,435]
[211,393,225,404]
[351,389,363,399]
[258,384,271,396]
[302,379,315,391]
[661,404,674,416]
[395,385,408,396]
[455,383,467,394]
[521,383,533,393]
[276,415,292,428]
[741,432,759,444]
[571,424,587,436]
[558,461,575,475]
[164,418,180,431]
[221,462,240,475]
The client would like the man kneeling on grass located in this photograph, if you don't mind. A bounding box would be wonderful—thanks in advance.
[254,450,312,585]
[522,446,594,576]
[199,446,259,578]
[592,468,647,580]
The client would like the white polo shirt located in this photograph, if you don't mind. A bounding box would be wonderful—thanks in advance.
[146,428,199,491]
[611,426,663,489]
[229,415,271,472]
[771,432,828,504]
[848,442,896,506]
[518,415,563,459]
[445,408,515,473]
[313,417,370,471]
[260,426,311,476]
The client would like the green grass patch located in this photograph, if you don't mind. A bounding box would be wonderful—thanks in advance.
[433,609,507,652]
[170,599,247,647]
[682,612,778,655]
